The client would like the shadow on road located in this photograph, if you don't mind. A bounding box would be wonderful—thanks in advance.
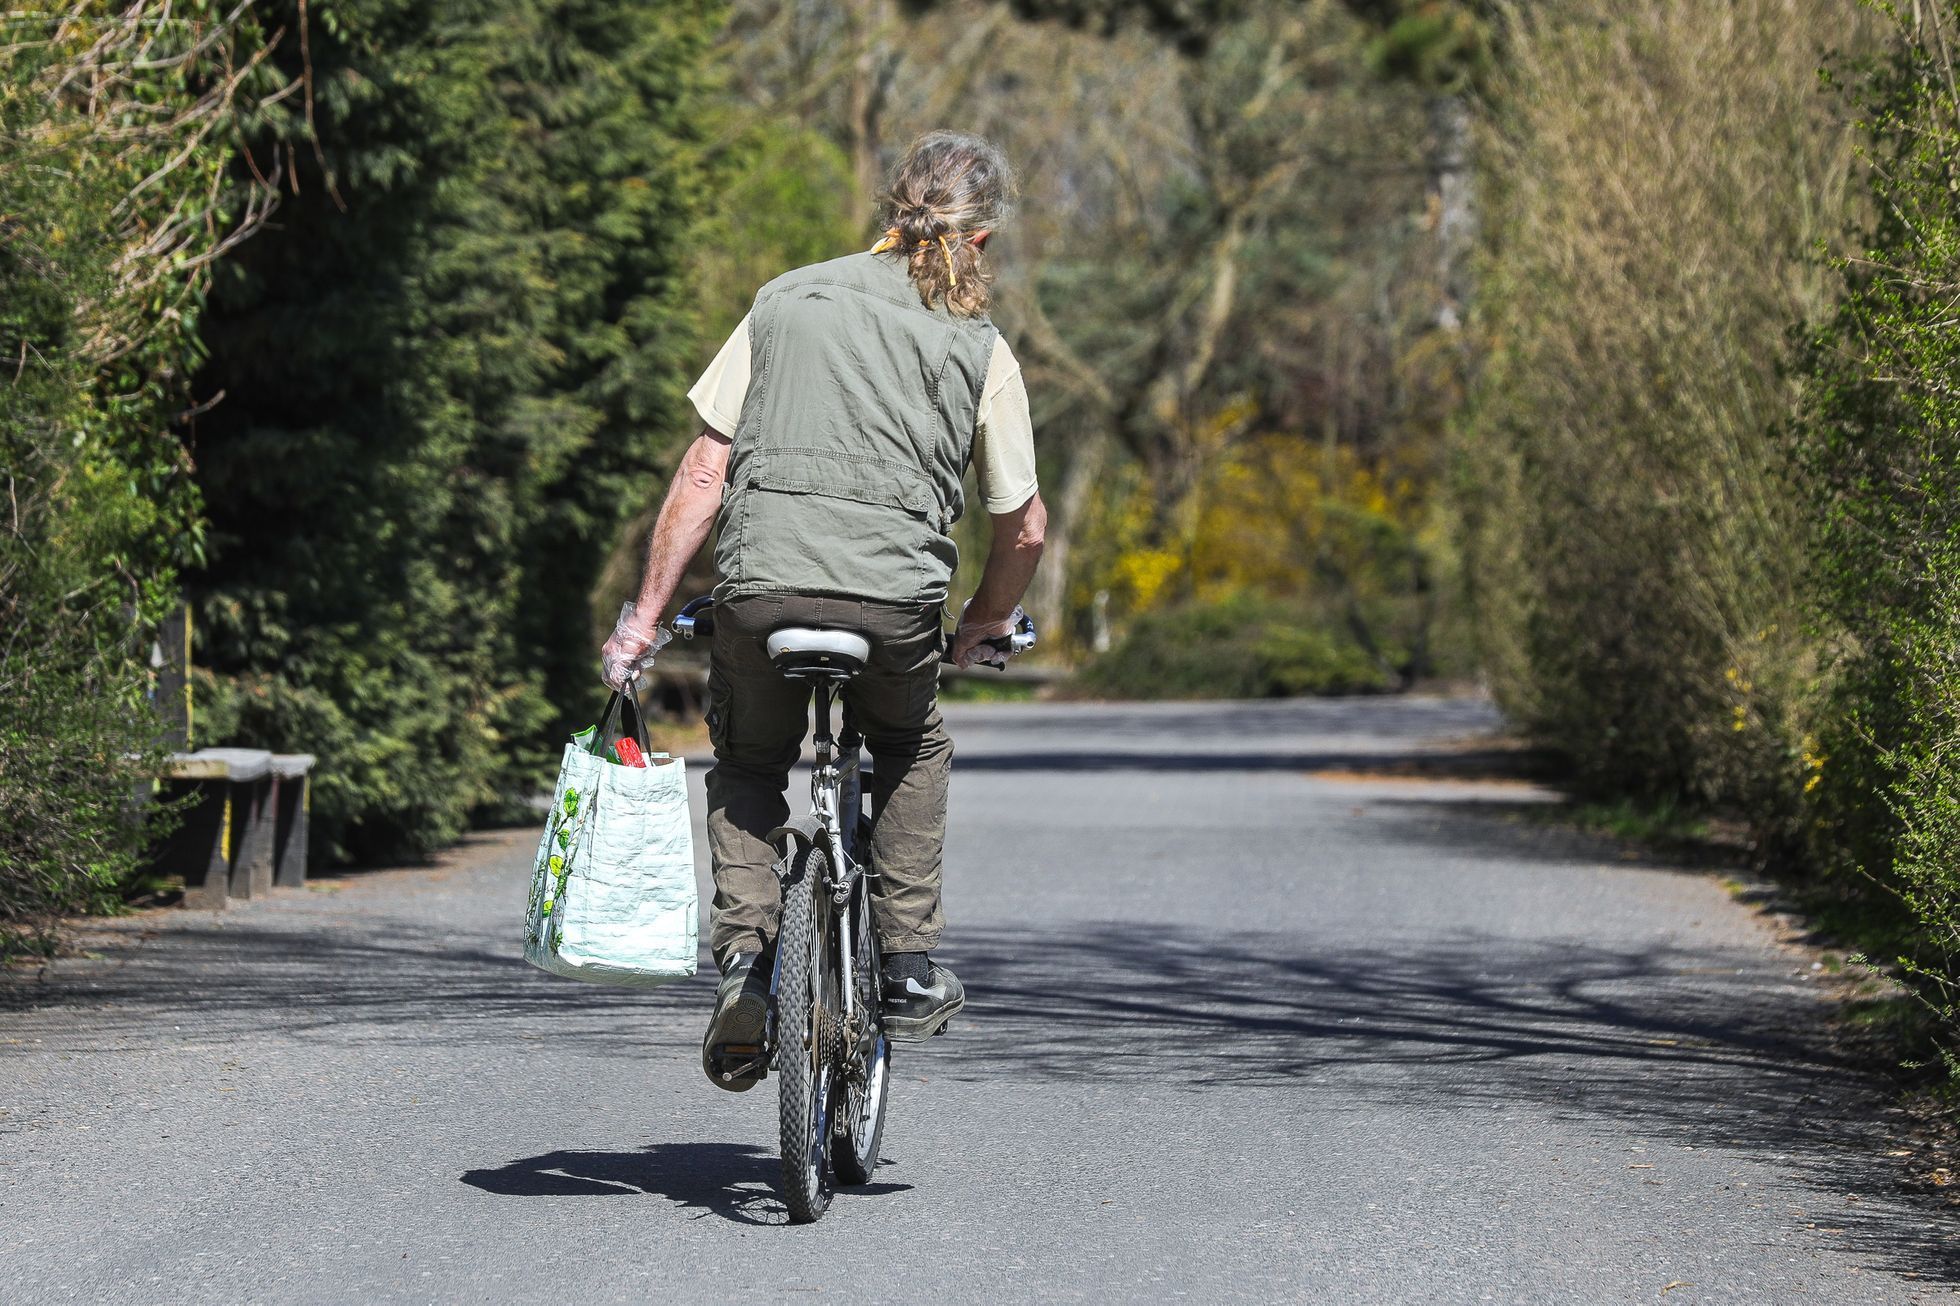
[933,921,1957,1285]
[458,1142,910,1224]
[951,746,1555,779]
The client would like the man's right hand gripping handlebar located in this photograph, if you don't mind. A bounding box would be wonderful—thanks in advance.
[600,600,673,690]
[945,602,1037,671]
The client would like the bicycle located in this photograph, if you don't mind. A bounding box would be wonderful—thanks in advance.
[671,594,1034,1223]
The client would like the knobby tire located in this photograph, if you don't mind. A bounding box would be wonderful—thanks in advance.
[776,843,832,1223]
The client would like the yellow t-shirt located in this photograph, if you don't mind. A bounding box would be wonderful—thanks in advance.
[686,312,1039,514]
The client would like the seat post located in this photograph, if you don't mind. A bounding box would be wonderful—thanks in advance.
[811,678,836,755]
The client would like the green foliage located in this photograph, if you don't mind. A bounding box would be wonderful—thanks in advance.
[936,677,1039,704]
[690,123,861,332]
[1075,593,1394,699]
[1793,1,1960,1075]
[190,0,721,864]
[0,3,276,951]
[1362,3,1488,91]
[1558,798,1710,848]
[1071,434,1461,690]
[988,0,1490,72]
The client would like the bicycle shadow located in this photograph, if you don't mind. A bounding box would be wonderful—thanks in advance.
[458,1142,912,1225]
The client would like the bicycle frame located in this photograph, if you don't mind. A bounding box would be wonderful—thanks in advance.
[760,673,874,1068]
[805,675,867,1037]
[673,594,880,1081]
[673,593,916,1214]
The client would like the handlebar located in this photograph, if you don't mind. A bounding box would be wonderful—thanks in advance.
[941,607,1037,671]
[672,594,716,640]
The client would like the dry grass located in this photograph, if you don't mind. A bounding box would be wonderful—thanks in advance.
[1459,0,1875,822]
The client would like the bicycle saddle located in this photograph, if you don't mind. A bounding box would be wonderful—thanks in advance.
[765,626,872,677]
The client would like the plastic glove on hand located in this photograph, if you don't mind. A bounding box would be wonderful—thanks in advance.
[600,601,673,690]
[951,602,1021,670]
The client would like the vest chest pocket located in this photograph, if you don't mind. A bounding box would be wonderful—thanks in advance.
[749,447,941,518]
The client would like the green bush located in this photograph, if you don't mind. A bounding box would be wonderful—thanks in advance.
[1074,594,1394,699]
[0,3,275,953]
[1793,1,1960,1075]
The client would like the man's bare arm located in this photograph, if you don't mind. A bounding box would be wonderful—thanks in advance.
[952,492,1047,668]
[634,430,731,614]
[599,429,731,686]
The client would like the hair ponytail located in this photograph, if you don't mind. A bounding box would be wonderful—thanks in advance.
[875,131,1015,317]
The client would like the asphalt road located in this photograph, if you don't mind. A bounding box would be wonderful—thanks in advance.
[4,696,1954,1303]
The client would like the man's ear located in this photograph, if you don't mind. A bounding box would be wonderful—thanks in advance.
[969,229,992,249]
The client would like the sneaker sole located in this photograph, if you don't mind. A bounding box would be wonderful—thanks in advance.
[701,991,770,1092]
[882,993,965,1043]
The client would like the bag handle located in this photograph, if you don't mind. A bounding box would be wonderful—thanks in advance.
[590,686,651,758]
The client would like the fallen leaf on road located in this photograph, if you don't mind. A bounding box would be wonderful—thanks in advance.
[1930,1169,1953,1187]
[1660,1282,1692,1295]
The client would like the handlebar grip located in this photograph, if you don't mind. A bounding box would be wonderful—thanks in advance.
[941,634,1013,669]
[941,611,1034,670]
[673,594,716,640]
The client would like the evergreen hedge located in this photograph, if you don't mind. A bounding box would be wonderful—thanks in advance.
[190,0,721,863]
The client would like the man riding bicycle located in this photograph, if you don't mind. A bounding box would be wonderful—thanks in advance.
[599,131,1046,1093]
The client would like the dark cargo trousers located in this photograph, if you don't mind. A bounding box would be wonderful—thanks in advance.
[704,593,952,968]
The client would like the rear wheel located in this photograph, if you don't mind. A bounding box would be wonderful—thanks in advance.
[833,884,889,1184]
[776,843,834,1223]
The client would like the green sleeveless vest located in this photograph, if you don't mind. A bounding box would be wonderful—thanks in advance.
[714,251,998,605]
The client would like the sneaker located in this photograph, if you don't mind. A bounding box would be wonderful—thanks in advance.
[881,960,964,1042]
[701,950,771,1092]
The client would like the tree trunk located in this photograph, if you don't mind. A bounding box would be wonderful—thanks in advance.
[846,1,894,233]
[1025,425,1109,650]
[1429,93,1474,332]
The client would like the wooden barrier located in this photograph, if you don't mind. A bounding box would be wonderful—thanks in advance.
[153,749,316,909]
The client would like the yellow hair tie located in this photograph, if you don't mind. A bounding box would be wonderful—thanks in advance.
[872,226,963,292]
[938,234,959,289]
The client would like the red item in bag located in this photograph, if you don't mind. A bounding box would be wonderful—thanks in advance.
[614,737,647,768]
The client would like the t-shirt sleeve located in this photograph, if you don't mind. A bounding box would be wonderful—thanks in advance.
[973,334,1038,514]
[686,313,753,436]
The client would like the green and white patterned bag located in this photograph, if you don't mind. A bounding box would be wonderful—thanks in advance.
[523,691,698,986]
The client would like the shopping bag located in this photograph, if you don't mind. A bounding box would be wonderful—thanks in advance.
[523,688,698,986]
